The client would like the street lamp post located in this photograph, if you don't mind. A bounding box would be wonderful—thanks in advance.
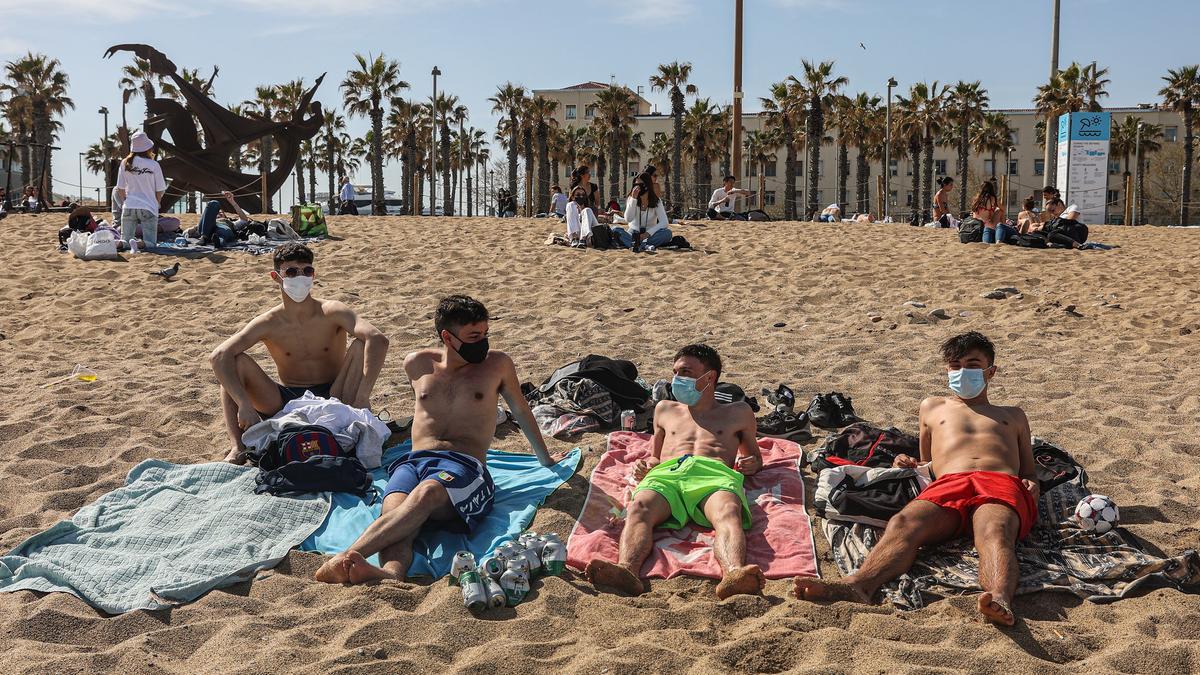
[430,66,441,216]
[489,169,494,216]
[731,0,744,181]
[78,152,84,202]
[1043,0,1062,185]
[98,106,110,203]
[885,77,897,220]
[1134,121,1143,226]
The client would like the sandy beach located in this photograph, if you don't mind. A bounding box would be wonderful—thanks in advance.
[0,213,1197,673]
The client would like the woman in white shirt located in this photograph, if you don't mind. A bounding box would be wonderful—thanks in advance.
[115,131,166,249]
[563,185,598,248]
[620,171,671,252]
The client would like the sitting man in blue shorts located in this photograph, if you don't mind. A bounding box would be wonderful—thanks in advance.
[585,344,766,599]
[315,295,565,584]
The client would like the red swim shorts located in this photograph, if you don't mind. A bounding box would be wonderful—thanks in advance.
[916,471,1037,540]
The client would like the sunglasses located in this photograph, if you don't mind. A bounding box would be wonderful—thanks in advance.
[280,266,315,278]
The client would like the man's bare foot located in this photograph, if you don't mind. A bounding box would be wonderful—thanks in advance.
[314,553,352,583]
[715,564,766,599]
[223,446,248,464]
[977,592,1015,626]
[585,560,645,596]
[345,550,397,584]
[793,576,872,604]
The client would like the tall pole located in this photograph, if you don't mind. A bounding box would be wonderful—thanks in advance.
[431,66,441,215]
[1043,0,1061,185]
[99,106,110,203]
[78,152,84,202]
[885,78,897,220]
[1134,122,1143,225]
[731,0,744,181]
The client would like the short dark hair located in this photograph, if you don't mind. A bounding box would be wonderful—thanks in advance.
[940,331,996,366]
[1046,197,1065,209]
[273,242,314,270]
[435,295,489,335]
[674,343,722,378]
[1042,185,1059,195]
[723,175,735,182]
[1023,198,1036,210]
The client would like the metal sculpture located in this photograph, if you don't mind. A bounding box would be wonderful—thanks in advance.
[104,44,323,213]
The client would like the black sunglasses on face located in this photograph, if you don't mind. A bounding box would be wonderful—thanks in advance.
[281,266,315,277]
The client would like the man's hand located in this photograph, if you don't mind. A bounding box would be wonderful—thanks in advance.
[542,450,570,467]
[633,457,660,481]
[892,454,918,469]
[1022,478,1040,501]
[736,454,762,476]
[237,407,262,431]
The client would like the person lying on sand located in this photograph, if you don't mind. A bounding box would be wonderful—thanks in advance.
[586,344,766,600]
[794,331,1039,626]
[210,243,389,463]
[314,295,564,584]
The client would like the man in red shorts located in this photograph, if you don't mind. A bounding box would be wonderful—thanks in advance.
[794,331,1038,625]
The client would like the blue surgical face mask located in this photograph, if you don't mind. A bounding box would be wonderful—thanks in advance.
[947,368,988,399]
[672,373,712,406]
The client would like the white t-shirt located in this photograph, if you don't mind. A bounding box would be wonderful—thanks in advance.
[708,187,741,213]
[340,182,355,202]
[550,192,568,215]
[116,157,166,212]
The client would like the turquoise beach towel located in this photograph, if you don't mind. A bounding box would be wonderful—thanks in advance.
[0,461,330,614]
[301,442,580,578]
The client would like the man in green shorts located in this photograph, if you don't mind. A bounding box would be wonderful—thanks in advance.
[585,344,765,599]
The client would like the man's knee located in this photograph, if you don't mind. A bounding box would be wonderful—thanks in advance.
[408,480,451,508]
[975,509,1019,544]
[707,497,743,527]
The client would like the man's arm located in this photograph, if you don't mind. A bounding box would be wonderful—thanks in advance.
[708,190,724,209]
[1014,408,1040,499]
[897,398,936,469]
[328,302,389,408]
[633,401,669,480]
[734,404,763,475]
[209,315,273,429]
[498,353,559,467]
[223,191,250,221]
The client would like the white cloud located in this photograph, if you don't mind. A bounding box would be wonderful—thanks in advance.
[0,0,189,21]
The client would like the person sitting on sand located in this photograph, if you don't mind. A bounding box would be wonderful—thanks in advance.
[195,190,253,247]
[707,175,752,220]
[795,331,1038,626]
[1015,198,1039,235]
[818,203,842,222]
[586,344,766,600]
[314,295,565,584]
[932,177,954,227]
[620,171,672,252]
[548,184,568,218]
[209,242,390,463]
[564,185,599,248]
[1038,197,1065,225]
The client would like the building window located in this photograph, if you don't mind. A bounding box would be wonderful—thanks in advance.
[905,162,913,176]
[584,105,596,120]
[764,191,776,206]
[889,159,898,177]
[983,159,995,175]
[934,159,947,175]
[747,163,757,177]
[765,162,777,177]
[818,160,825,177]
[1034,159,1045,176]
[1009,130,1020,146]
[565,105,577,120]
[1108,159,1122,175]
[1164,126,1178,143]
[1107,189,1119,205]
[1008,159,1018,175]
[793,161,803,177]
[889,190,898,206]
[905,191,913,207]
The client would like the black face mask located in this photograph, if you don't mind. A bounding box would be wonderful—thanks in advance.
[574,195,589,207]
[451,333,489,364]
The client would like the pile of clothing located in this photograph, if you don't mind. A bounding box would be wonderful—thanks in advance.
[525,355,650,439]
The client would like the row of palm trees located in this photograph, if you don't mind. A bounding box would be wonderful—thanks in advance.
[2,52,73,198]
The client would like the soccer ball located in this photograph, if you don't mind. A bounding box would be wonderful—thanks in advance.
[1074,494,1120,534]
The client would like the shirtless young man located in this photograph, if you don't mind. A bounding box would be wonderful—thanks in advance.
[315,295,565,584]
[795,332,1038,626]
[209,243,390,463]
[586,344,766,600]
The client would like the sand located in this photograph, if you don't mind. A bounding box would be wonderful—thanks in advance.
[0,213,1197,673]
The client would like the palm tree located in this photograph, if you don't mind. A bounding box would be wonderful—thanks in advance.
[519,100,535,215]
[277,79,309,203]
[560,125,588,178]
[682,98,722,211]
[4,94,33,185]
[898,82,948,221]
[4,53,73,197]
[583,123,608,204]
[1083,62,1111,112]
[243,85,282,189]
[743,129,781,210]
[527,95,558,214]
[594,85,638,202]
[650,62,694,213]
[464,127,487,216]
[342,53,408,215]
[947,81,989,213]
[760,80,804,219]
[796,60,847,219]
[319,110,347,212]
[1159,65,1200,225]
[489,83,526,196]
[646,132,673,209]
[118,56,178,129]
[829,94,855,209]
[893,93,924,222]
[1034,61,1106,180]
[85,132,121,183]
[430,93,465,215]
[970,111,1013,183]
[838,92,881,214]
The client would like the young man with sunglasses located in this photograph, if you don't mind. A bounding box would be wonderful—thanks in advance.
[315,295,565,584]
[210,243,390,463]
[585,344,765,600]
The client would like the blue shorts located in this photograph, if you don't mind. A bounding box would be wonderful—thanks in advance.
[383,450,495,532]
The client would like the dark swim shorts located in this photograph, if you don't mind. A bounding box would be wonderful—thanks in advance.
[384,450,496,532]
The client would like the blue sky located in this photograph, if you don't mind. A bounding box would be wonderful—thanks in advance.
[8,0,1198,200]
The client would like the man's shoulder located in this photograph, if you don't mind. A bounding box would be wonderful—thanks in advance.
[920,395,950,410]
[404,348,442,366]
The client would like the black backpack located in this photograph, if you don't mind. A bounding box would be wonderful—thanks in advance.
[246,424,347,471]
[807,423,919,473]
[1045,217,1088,245]
[1013,231,1048,248]
[1033,440,1087,491]
[746,210,771,222]
[959,217,984,243]
[590,224,613,249]
[254,455,378,502]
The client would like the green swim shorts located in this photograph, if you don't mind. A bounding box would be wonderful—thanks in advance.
[632,455,753,530]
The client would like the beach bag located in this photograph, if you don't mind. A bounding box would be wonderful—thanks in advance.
[266,218,301,241]
[662,235,692,250]
[746,209,771,222]
[157,216,182,236]
[66,230,89,258]
[590,224,612,249]
[814,464,933,527]
[1045,218,1088,245]
[254,455,377,502]
[290,203,328,237]
[806,422,918,473]
[247,424,347,471]
[81,229,119,260]
[958,217,984,243]
[1013,231,1048,248]
[1033,440,1087,491]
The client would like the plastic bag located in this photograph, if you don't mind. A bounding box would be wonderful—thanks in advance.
[83,229,119,260]
[67,230,89,258]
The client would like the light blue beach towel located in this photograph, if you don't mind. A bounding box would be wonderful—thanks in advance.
[301,442,580,578]
[0,460,330,614]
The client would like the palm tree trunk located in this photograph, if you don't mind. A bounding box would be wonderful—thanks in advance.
[958,122,970,213]
[807,101,822,220]
[371,105,384,216]
[507,112,519,194]
[441,123,452,215]
[784,125,796,220]
[522,127,534,216]
[990,150,997,179]
[536,124,550,215]
[922,132,934,222]
[596,153,606,206]
[608,127,620,205]
[308,152,317,206]
[672,90,684,216]
[909,139,921,223]
[1181,108,1194,226]
[836,137,848,208]
[295,155,306,204]
[326,134,336,215]
[466,162,473,217]
[856,152,869,214]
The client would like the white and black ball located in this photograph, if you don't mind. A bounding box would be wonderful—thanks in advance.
[1074,494,1120,534]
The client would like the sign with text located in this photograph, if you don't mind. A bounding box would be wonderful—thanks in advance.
[1055,112,1111,224]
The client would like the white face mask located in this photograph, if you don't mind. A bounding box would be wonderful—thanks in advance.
[281,276,312,303]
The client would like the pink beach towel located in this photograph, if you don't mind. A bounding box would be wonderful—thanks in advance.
[567,432,818,580]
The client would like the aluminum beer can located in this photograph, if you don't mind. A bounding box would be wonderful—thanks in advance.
[450,551,477,585]
[541,541,567,576]
[506,551,530,577]
[522,545,542,577]
[499,561,530,606]
[621,410,636,431]
[483,576,506,609]
[480,555,505,580]
[459,569,488,611]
